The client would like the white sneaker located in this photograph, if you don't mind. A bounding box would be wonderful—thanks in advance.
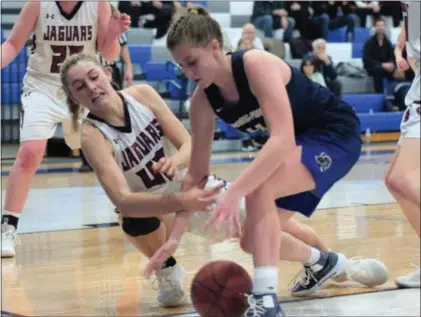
[395,267,420,288]
[334,257,389,287]
[154,264,186,307]
[1,224,18,258]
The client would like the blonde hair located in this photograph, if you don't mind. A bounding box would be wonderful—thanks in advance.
[60,53,101,131]
[166,6,225,51]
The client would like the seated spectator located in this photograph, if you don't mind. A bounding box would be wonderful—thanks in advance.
[285,1,329,41]
[311,1,358,42]
[236,23,264,50]
[300,57,327,87]
[118,1,176,38]
[355,1,402,28]
[304,38,342,97]
[363,18,400,93]
[250,1,295,42]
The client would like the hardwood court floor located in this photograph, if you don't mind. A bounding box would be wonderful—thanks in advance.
[1,143,420,316]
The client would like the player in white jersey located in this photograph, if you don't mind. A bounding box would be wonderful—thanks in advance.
[0,1,130,258]
[385,1,420,289]
[59,52,390,307]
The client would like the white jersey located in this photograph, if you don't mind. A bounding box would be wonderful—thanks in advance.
[85,92,180,194]
[85,91,246,243]
[401,1,420,107]
[23,2,98,91]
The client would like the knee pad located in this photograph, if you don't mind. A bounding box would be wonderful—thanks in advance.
[121,217,160,237]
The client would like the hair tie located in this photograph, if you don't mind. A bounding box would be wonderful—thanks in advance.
[190,9,198,15]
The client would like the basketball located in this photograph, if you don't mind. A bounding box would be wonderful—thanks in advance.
[191,260,252,317]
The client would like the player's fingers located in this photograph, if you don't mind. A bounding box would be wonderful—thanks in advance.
[166,166,176,179]
[205,212,219,231]
[160,160,172,174]
[212,214,225,236]
[151,159,163,172]
[234,214,242,237]
[226,216,233,238]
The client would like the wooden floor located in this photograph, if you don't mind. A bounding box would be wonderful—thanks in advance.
[1,143,420,316]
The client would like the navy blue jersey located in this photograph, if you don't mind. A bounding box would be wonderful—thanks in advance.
[204,50,359,138]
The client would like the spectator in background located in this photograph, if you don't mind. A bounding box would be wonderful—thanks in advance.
[363,18,398,93]
[250,1,295,42]
[355,1,402,28]
[236,23,264,50]
[312,1,358,42]
[285,1,329,41]
[118,1,176,38]
[300,57,327,87]
[305,39,342,97]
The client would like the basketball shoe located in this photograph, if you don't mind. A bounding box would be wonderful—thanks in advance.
[395,266,420,288]
[154,264,187,307]
[332,257,389,287]
[1,224,18,258]
[289,252,347,296]
[244,293,285,317]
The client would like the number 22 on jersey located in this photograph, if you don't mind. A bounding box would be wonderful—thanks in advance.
[50,45,84,73]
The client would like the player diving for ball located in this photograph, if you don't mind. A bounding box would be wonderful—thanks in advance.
[60,52,388,310]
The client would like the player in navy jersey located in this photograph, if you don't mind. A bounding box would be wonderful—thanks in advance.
[160,7,364,317]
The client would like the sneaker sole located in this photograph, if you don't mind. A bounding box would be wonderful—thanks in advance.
[292,253,348,297]
[395,280,421,289]
[1,251,16,258]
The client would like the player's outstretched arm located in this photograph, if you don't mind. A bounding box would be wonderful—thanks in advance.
[162,88,217,248]
[81,122,220,218]
[183,88,216,189]
[228,50,297,198]
[1,1,39,69]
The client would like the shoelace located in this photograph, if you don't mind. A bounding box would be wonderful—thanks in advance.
[343,256,369,280]
[244,294,268,317]
[152,271,175,291]
[289,266,317,290]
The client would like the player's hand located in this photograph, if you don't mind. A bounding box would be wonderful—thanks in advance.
[396,56,410,72]
[178,184,224,212]
[205,191,242,239]
[144,239,179,279]
[108,9,131,38]
[152,157,181,181]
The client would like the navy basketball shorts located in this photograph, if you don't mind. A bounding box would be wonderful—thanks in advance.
[275,127,362,217]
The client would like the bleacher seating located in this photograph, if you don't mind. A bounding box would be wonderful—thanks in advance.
[0,1,408,144]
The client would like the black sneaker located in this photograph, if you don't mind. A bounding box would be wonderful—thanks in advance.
[244,293,285,317]
[290,252,347,296]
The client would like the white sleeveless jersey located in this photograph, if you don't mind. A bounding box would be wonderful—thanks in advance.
[24,1,98,89]
[401,1,420,107]
[84,92,181,194]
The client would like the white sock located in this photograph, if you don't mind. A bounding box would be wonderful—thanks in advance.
[304,247,321,266]
[3,211,21,218]
[252,267,278,295]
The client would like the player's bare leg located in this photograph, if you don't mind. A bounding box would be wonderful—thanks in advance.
[2,140,48,258]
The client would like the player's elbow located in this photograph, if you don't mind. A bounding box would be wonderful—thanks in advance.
[111,189,133,216]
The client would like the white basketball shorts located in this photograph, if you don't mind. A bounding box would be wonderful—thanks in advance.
[20,80,85,150]
[399,104,420,145]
